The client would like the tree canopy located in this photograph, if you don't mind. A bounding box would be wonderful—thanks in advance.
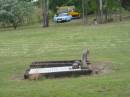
[0,0,33,29]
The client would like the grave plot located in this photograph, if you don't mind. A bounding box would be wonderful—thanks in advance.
[24,49,92,80]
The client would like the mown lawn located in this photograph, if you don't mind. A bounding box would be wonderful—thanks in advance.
[0,20,130,97]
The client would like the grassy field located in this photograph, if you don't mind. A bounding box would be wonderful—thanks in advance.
[0,20,130,97]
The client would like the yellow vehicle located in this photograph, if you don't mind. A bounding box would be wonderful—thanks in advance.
[57,6,80,19]
[68,11,80,19]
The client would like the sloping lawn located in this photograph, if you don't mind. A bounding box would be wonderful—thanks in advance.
[0,20,130,97]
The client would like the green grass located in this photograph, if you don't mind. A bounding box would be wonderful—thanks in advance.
[0,20,130,97]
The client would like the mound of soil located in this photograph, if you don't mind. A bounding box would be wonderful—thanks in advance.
[88,61,113,74]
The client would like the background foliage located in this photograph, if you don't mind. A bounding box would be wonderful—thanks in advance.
[0,0,33,29]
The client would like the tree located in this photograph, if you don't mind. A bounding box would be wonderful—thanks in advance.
[95,0,124,23]
[96,0,103,24]
[82,0,88,25]
[119,0,122,21]
[42,0,49,27]
[122,0,130,11]
[0,0,33,29]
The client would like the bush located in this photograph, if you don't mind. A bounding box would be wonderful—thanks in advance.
[0,0,33,29]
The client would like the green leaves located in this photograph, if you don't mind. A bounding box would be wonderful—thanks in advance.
[0,0,33,29]
[122,0,130,11]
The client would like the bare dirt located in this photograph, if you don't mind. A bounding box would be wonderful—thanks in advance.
[88,61,113,75]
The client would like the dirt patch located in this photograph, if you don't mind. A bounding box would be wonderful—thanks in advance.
[29,74,43,80]
[88,61,113,75]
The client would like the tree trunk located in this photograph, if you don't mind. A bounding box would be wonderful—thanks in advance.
[104,0,108,23]
[96,0,103,24]
[42,0,49,27]
[100,0,103,23]
[82,0,88,25]
[119,0,122,21]
[104,8,108,23]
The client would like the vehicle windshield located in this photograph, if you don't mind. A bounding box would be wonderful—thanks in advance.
[58,13,69,16]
